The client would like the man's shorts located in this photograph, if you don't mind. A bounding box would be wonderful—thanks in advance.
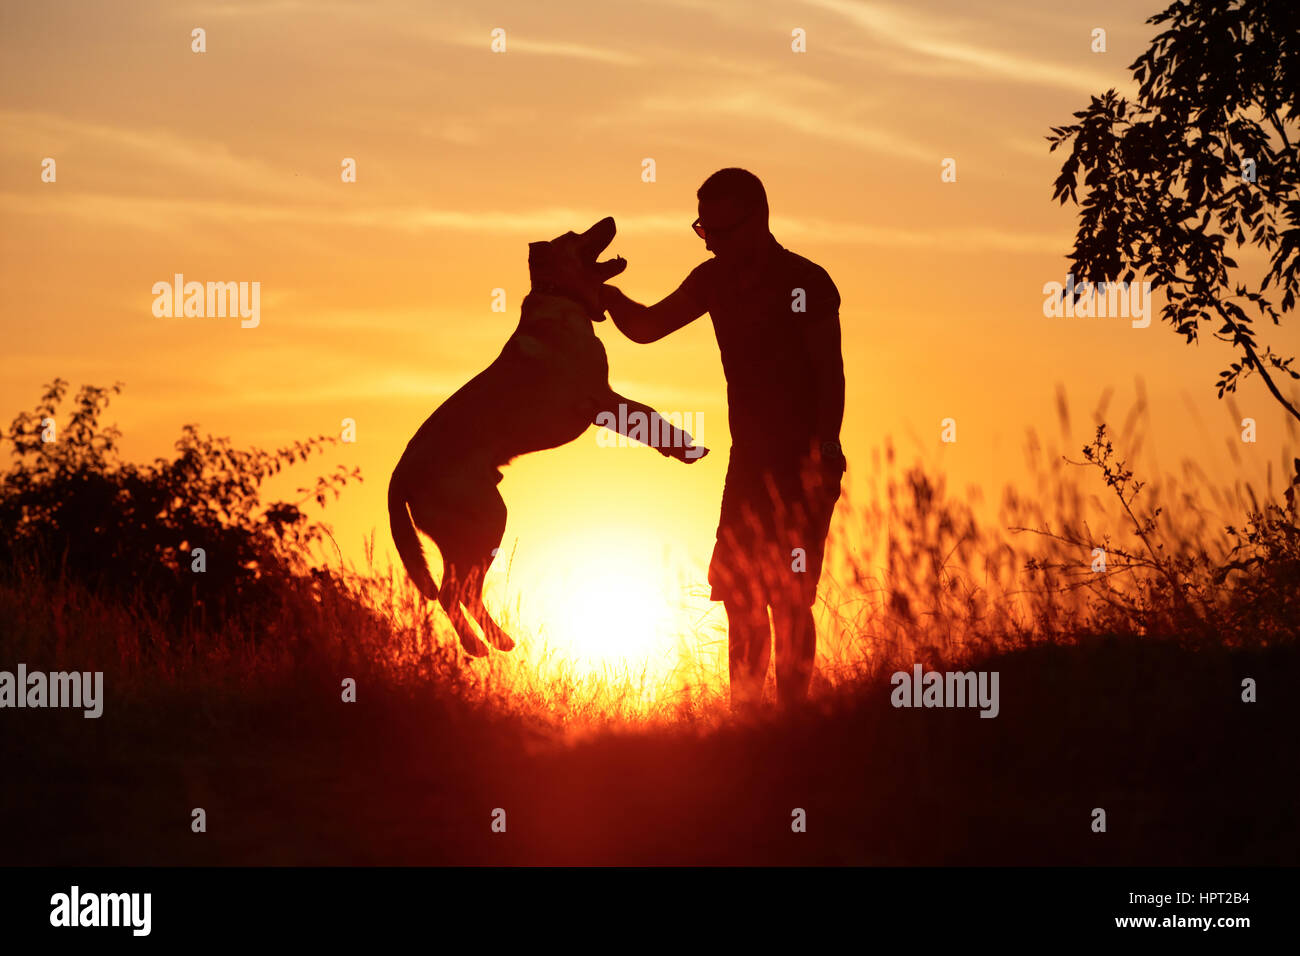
[708,449,844,608]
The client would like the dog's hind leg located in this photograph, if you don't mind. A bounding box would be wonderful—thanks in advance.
[438,563,491,658]
[408,478,505,657]
[463,574,515,651]
[459,488,515,652]
[447,561,514,653]
[434,485,514,654]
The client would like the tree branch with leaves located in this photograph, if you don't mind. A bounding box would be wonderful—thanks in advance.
[1049,0,1300,423]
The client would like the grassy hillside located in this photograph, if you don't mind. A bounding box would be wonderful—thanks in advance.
[1,380,1297,865]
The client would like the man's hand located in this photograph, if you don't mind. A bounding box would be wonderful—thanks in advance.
[598,283,622,319]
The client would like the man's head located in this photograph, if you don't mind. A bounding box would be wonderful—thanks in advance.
[694,168,770,262]
[528,216,627,321]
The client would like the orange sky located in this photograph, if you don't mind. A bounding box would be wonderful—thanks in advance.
[3,0,1297,664]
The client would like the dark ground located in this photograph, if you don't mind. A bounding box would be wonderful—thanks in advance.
[2,638,1295,866]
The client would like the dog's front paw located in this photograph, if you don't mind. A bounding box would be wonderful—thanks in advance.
[680,444,709,463]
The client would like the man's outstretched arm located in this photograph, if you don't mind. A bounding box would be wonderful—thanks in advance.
[600,276,706,344]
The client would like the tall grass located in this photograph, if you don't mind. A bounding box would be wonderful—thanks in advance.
[2,381,1297,733]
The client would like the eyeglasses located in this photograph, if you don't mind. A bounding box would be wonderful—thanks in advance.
[692,210,752,240]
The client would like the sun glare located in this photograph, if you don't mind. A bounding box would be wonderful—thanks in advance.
[495,533,709,684]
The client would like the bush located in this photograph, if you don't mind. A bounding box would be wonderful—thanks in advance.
[0,379,361,638]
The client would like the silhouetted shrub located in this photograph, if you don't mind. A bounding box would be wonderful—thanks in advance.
[0,379,360,638]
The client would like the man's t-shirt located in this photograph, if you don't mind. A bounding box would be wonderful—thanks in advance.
[681,238,840,468]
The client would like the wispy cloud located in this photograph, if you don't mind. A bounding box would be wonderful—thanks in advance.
[0,190,1060,252]
[0,111,327,200]
[448,32,641,65]
[638,88,933,162]
[0,191,677,235]
[796,0,1116,92]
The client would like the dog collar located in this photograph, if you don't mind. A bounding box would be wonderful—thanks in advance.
[528,285,600,321]
[530,280,571,298]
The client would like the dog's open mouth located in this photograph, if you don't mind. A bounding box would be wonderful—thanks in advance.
[584,216,627,282]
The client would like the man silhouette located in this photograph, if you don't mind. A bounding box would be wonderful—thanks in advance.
[600,168,846,711]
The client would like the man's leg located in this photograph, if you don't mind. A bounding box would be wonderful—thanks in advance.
[711,454,773,713]
[772,600,816,706]
[724,598,770,713]
[769,461,840,707]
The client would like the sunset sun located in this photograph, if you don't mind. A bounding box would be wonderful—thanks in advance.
[494,532,707,683]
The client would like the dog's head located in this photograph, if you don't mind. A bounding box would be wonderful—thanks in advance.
[528,216,627,321]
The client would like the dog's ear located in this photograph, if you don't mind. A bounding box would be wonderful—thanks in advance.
[527,241,550,266]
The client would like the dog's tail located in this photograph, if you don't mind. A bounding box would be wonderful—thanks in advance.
[388,473,439,600]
